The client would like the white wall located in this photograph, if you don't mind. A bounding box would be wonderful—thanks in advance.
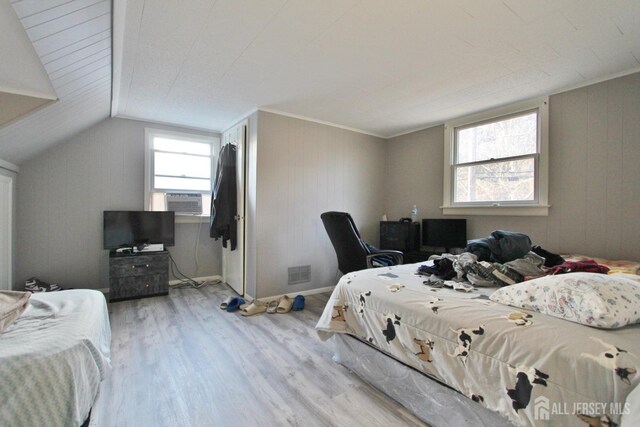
[251,111,387,298]
[385,72,640,261]
[16,117,222,290]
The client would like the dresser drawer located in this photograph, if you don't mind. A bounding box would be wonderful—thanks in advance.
[110,274,168,300]
[110,254,169,278]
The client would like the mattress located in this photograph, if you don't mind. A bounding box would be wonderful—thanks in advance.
[333,333,512,427]
[316,263,640,426]
[0,290,112,427]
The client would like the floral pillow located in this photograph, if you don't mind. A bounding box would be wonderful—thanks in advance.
[490,272,640,328]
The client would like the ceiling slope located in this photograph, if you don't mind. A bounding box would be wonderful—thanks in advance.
[0,0,112,165]
[113,0,640,137]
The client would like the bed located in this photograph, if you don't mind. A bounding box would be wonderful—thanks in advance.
[316,258,640,427]
[0,289,112,427]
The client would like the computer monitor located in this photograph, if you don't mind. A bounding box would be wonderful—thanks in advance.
[422,219,467,251]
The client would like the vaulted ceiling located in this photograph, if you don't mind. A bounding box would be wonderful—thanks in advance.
[0,0,111,165]
[1,0,640,165]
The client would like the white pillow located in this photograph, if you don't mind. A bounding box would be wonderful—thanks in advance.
[490,272,640,328]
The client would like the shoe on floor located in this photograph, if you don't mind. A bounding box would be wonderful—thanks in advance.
[276,295,293,313]
[225,297,245,312]
[292,295,305,311]
[220,296,234,310]
[266,299,278,314]
[241,300,267,316]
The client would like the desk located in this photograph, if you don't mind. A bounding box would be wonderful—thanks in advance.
[403,251,439,264]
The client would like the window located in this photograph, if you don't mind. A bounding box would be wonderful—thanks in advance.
[144,128,219,217]
[443,97,549,216]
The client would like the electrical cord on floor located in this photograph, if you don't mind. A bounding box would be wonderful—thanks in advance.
[194,214,204,273]
[167,251,222,289]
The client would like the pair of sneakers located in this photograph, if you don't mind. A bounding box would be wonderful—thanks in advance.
[220,297,265,316]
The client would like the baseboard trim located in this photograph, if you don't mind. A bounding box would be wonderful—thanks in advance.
[258,286,335,301]
[169,275,223,286]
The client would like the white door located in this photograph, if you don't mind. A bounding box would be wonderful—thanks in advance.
[221,121,246,295]
[0,174,12,290]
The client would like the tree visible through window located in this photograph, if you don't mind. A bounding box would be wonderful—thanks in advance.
[442,97,549,216]
[453,110,538,204]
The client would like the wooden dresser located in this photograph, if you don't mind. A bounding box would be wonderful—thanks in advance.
[109,251,169,301]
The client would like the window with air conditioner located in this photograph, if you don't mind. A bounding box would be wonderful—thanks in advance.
[442,97,549,216]
[144,128,219,218]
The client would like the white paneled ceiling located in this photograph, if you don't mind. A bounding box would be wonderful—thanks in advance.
[1,0,639,164]
[113,0,640,137]
[0,0,112,164]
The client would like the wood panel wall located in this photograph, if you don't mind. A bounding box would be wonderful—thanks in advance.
[385,72,640,261]
[15,118,222,290]
[252,111,387,298]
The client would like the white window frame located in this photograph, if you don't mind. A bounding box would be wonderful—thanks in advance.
[442,97,550,216]
[144,128,219,222]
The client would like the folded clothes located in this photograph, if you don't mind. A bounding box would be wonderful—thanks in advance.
[547,259,609,275]
[504,251,546,278]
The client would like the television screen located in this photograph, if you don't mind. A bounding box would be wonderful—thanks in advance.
[103,211,175,249]
[422,219,467,249]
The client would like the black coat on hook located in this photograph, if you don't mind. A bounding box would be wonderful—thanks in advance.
[210,143,237,250]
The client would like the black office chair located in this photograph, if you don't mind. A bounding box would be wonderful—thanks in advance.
[321,211,403,275]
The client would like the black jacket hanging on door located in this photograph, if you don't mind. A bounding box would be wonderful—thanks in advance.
[210,143,237,250]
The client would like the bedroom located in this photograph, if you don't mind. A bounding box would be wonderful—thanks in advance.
[1,0,640,426]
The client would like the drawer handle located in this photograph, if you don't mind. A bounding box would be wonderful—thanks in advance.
[131,264,150,269]
[145,284,149,288]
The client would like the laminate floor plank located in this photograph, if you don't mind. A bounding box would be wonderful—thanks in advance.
[90,284,427,427]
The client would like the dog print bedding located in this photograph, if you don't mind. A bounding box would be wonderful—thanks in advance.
[316,263,640,426]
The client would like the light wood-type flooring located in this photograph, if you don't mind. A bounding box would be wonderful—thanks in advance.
[90,284,427,427]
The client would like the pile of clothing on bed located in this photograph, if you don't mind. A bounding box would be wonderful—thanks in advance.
[418,230,610,288]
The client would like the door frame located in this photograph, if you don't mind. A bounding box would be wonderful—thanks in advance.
[0,173,13,290]
[221,120,247,296]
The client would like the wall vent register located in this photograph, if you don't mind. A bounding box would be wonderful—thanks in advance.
[288,265,311,285]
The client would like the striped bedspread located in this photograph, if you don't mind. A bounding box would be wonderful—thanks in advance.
[0,290,111,427]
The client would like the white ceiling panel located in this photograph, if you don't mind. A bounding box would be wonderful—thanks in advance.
[0,0,112,164]
[5,0,640,164]
[111,0,640,137]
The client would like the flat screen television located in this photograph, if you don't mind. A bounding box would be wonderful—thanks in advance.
[422,219,467,250]
[103,211,175,249]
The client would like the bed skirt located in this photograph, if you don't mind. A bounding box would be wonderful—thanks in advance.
[333,334,513,427]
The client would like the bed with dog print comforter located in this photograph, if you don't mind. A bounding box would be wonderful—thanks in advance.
[316,263,640,427]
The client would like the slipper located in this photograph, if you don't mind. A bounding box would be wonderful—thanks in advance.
[276,295,293,313]
[225,297,245,312]
[266,300,278,314]
[220,296,234,309]
[241,300,267,316]
[292,295,305,311]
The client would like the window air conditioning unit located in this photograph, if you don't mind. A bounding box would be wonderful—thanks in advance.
[166,193,202,214]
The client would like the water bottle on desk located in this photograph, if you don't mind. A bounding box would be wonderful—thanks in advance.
[410,205,418,223]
